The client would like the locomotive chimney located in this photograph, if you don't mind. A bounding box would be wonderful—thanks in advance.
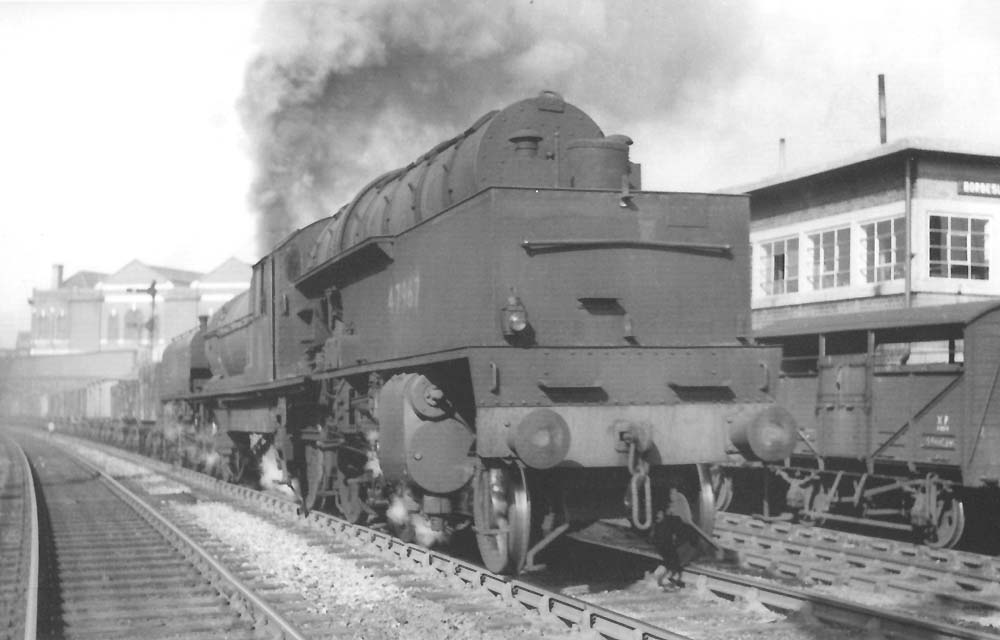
[878,74,887,144]
[566,134,631,189]
[198,315,209,331]
[51,264,64,289]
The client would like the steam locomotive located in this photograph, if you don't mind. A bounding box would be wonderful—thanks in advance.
[57,92,799,573]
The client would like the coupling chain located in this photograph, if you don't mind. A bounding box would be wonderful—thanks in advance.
[627,441,653,531]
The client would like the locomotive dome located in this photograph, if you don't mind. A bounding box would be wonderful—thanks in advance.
[304,91,634,275]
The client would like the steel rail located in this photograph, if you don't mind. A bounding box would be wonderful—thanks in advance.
[687,565,1000,640]
[305,514,694,640]
[714,512,1000,594]
[4,437,39,640]
[578,517,1000,640]
[63,448,309,640]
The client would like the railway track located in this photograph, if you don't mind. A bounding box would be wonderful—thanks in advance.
[568,520,1000,640]
[0,434,38,640]
[56,436,680,639]
[6,432,311,639]
[714,512,1000,600]
[41,428,1000,640]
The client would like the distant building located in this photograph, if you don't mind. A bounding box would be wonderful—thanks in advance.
[27,258,250,361]
[3,257,250,416]
[14,332,31,356]
[742,138,1000,329]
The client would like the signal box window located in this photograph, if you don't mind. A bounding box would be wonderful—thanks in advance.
[862,217,906,283]
[929,215,989,280]
[760,238,798,295]
[808,228,850,289]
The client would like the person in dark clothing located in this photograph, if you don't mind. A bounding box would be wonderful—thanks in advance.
[651,508,684,588]
[651,487,695,588]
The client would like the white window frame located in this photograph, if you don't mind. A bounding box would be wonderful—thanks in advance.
[928,213,989,280]
[808,227,851,290]
[861,216,907,283]
[758,236,799,295]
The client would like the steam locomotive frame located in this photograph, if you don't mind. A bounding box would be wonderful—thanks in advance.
[41,93,799,573]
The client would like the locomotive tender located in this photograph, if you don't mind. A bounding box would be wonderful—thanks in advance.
[753,302,1000,550]
[145,92,797,573]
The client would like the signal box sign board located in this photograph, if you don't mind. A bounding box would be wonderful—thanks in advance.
[959,180,1000,197]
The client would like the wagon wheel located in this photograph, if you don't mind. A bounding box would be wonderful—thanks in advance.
[801,485,831,525]
[924,495,966,548]
[473,461,532,575]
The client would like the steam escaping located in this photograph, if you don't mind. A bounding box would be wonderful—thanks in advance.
[386,494,409,528]
[386,494,450,548]
[240,0,753,256]
[257,438,298,498]
[201,449,220,474]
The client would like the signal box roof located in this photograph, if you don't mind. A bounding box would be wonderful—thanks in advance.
[756,300,1000,338]
[727,137,1000,195]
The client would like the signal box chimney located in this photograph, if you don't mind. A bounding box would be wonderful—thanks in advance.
[878,74,887,144]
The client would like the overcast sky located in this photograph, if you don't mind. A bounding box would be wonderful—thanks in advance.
[2,0,999,348]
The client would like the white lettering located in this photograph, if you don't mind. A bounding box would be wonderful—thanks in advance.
[960,180,1000,197]
[922,435,955,450]
[935,414,950,433]
[387,274,421,314]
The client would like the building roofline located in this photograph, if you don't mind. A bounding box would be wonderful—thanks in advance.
[724,137,1000,195]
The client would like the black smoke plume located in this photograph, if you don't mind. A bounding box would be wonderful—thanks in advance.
[240,0,752,256]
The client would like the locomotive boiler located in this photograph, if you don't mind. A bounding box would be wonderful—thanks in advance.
[154,91,796,573]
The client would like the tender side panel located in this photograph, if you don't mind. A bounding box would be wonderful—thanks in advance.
[493,190,751,347]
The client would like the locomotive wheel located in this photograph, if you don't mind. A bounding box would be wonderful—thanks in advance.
[229,436,253,486]
[303,445,326,512]
[333,470,366,524]
[693,464,716,534]
[149,432,163,460]
[124,426,138,451]
[473,461,531,574]
[925,495,966,548]
[709,465,733,512]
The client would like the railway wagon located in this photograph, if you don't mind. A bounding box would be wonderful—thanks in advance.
[155,91,797,574]
[755,301,1000,549]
